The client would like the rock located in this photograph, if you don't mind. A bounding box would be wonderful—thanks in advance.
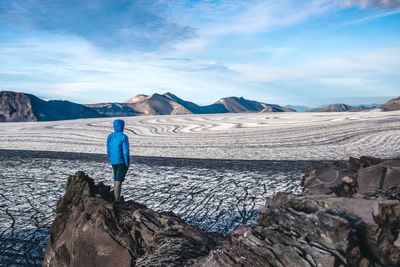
[359,156,384,169]
[44,156,400,267]
[382,96,400,111]
[342,176,355,184]
[357,159,400,192]
[383,167,400,189]
[347,157,362,172]
[43,171,222,267]
[192,194,400,266]
[301,162,356,196]
[357,165,387,191]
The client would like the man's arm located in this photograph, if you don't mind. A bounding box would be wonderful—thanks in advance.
[122,135,130,167]
[107,134,111,156]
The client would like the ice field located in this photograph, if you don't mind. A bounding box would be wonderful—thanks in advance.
[1,110,400,160]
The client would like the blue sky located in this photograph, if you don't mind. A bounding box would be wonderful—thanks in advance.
[0,0,399,106]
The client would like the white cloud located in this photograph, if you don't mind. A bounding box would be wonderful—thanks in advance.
[228,47,400,86]
[339,0,400,9]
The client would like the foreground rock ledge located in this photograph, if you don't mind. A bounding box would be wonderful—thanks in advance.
[43,171,223,267]
[44,156,400,266]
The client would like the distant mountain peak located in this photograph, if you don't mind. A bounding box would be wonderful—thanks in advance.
[307,103,361,112]
[1,90,296,122]
[0,91,102,122]
[123,94,149,103]
[382,96,400,111]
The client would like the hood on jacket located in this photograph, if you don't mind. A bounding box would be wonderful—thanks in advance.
[113,119,125,132]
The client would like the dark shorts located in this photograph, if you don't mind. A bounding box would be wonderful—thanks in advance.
[112,163,128,181]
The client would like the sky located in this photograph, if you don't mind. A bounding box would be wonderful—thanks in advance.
[0,0,399,106]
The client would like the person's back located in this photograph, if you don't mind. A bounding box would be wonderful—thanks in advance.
[107,119,130,202]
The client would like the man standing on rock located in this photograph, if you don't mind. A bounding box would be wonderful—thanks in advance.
[107,119,130,202]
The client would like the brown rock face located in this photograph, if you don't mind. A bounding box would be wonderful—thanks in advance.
[302,157,400,197]
[301,161,357,196]
[43,172,222,267]
[0,91,37,122]
[0,91,102,122]
[382,96,400,111]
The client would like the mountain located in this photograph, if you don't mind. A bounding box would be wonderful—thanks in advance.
[284,105,311,112]
[85,103,140,117]
[93,93,293,117]
[1,91,295,122]
[307,103,362,112]
[214,97,294,113]
[356,103,381,110]
[382,96,400,111]
[123,93,193,115]
[0,91,102,122]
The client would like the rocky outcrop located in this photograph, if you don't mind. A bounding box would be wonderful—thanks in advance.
[44,156,400,266]
[0,91,38,121]
[0,91,102,122]
[43,172,222,267]
[301,156,400,197]
[193,156,400,266]
[194,194,400,266]
[382,97,400,111]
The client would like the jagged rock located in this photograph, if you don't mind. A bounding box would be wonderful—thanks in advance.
[192,194,400,266]
[43,172,222,267]
[357,159,400,193]
[301,162,356,196]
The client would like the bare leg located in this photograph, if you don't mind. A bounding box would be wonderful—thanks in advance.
[114,181,122,202]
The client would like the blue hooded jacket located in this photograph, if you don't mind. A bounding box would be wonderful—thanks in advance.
[107,119,130,167]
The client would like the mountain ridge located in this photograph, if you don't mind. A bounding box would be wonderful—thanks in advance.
[1,90,396,122]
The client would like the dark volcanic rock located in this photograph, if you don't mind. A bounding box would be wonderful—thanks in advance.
[382,96,400,111]
[301,161,357,196]
[193,194,400,266]
[0,91,37,121]
[43,171,222,267]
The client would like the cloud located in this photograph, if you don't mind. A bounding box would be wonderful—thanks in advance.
[229,47,400,88]
[338,9,400,25]
[339,0,400,9]
[0,0,195,51]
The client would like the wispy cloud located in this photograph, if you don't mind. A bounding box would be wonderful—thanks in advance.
[339,0,400,9]
[338,9,400,25]
[0,0,195,51]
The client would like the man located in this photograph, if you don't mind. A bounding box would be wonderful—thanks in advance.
[107,119,130,202]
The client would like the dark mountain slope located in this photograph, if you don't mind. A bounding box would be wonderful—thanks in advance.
[0,91,102,122]
[382,96,400,111]
[215,97,294,113]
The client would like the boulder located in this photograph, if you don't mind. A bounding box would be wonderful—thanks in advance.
[192,194,400,266]
[43,172,222,267]
[301,162,356,196]
[357,159,400,193]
